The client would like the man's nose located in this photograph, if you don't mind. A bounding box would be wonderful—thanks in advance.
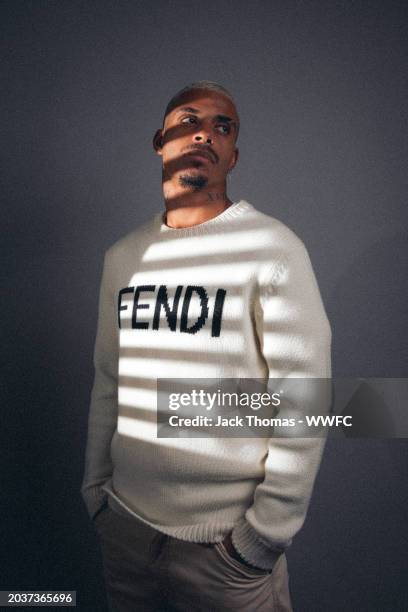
[194,133,213,145]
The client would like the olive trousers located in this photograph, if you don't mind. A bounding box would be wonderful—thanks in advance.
[93,502,293,612]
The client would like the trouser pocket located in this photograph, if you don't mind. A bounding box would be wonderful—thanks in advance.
[214,541,273,580]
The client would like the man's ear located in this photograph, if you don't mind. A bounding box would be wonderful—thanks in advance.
[228,147,239,172]
[153,129,164,155]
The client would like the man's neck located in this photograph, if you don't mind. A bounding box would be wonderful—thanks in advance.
[163,187,233,229]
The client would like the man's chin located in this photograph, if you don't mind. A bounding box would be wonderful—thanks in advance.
[178,173,208,190]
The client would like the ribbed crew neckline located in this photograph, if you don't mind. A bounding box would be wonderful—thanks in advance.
[157,200,253,237]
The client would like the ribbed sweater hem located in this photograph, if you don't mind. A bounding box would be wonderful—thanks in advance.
[101,483,286,570]
[104,485,237,543]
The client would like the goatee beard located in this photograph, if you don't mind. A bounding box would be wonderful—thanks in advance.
[179,173,208,190]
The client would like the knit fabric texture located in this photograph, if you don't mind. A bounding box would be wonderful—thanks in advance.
[81,200,332,570]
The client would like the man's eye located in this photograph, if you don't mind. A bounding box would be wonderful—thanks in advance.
[217,125,230,134]
[181,116,197,124]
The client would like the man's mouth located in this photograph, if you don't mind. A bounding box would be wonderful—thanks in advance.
[183,148,215,163]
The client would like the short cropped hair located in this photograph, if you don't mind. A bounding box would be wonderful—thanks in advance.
[163,80,240,140]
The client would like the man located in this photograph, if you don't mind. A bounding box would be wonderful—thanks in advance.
[81,80,332,611]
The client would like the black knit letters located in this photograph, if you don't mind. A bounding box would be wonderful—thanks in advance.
[180,286,209,335]
[117,284,226,337]
[153,285,182,331]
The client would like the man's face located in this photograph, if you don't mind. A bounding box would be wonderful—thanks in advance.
[154,89,239,191]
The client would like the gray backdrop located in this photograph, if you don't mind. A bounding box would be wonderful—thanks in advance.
[2,1,407,610]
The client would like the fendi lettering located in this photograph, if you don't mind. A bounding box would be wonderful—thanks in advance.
[118,285,226,337]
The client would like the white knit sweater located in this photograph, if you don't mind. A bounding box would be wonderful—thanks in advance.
[81,200,332,570]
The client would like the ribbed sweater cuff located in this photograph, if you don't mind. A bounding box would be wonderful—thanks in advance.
[231,517,285,571]
[81,485,109,520]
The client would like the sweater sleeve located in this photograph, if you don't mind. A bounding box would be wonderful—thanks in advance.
[80,250,119,520]
[230,241,332,570]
